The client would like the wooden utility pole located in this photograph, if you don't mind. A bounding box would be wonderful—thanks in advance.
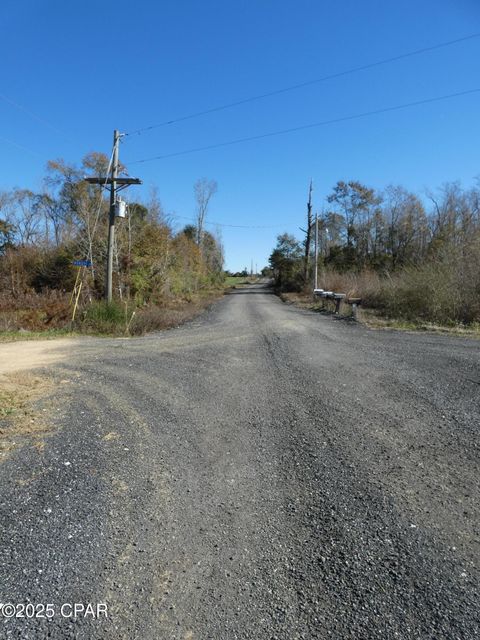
[314,213,319,290]
[83,130,142,302]
[106,129,120,302]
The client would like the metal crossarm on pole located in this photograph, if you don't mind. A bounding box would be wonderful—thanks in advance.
[82,130,142,302]
[83,177,142,186]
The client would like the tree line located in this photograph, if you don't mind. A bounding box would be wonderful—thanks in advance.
[269,179,480,325]
[0,153,224,332]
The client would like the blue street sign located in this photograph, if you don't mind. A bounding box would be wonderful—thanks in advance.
[72,259,92,267]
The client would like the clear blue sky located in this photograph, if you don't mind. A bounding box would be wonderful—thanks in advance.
[2,0,480,271]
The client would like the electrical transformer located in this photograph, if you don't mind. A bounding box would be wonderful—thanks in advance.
[114,198,127,218]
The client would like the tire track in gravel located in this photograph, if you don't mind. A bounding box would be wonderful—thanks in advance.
[1,283,478,639]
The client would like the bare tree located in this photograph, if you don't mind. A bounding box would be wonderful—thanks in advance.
[35,193,66,246]
[194,178,217,246]
[384,185,427,267]
[0,192,15,254]
[10,189,42,245]
[327,180,379,249]
[302,179,313,283]
[147,187,168,224]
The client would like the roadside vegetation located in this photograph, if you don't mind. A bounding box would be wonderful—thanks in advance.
[0,154,226,337]
[269,180,480,329]
[0,372,53,459]
[224,269,260,287]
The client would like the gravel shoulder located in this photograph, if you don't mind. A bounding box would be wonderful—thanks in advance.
[0,284,478,639]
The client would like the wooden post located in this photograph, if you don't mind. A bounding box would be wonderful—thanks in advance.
[314,213,318,291]
[72,281,83,322]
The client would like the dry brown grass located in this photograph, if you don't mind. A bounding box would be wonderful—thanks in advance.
[130,290,225,335]
[0,286,226,339]
[281,291,356,317]
[282,268,480,335]
[0,372,54,460]
[0,290,71,332]
[317,269,381,300]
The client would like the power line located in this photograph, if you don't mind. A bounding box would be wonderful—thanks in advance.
[171,213,285,229]
[90,147,115,241]
[128,87,480,164]
[0,93,69,139]
[125,32,480,136]
[0,135,42,157]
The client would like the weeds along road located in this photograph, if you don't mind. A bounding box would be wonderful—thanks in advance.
[1,283,479,639]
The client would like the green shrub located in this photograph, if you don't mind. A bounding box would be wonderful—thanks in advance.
[80,300,133,335]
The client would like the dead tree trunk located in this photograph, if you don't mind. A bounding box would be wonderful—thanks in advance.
[303,179,313,283]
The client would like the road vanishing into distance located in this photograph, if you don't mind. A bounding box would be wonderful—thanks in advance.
[1,283,479,639]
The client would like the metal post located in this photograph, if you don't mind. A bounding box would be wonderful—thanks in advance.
[106,129,119,302]
[314,213,319,290]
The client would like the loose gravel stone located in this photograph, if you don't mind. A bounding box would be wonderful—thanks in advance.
[0,284,479,638]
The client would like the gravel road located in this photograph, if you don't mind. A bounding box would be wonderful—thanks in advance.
[1,284,479,639]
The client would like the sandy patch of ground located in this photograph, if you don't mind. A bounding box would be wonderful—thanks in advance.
[0,339,77,460]
[0,338,76,377]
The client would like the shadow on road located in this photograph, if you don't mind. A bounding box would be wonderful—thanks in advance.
[227,288,274,295]
[227,281,274,295]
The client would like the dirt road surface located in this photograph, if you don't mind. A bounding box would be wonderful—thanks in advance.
[0,338,78,377]
[0,284,479,639]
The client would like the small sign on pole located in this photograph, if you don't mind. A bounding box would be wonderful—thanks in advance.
[72,259,92,267]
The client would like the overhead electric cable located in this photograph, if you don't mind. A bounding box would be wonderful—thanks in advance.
[128,88,480,164]
[172,214,286,229]
[0,135,42,157]
[0,93,69,138]
[90,148,115,241]
[125,32,480,136]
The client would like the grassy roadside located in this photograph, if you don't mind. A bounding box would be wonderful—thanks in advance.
[225,276,259,286]
[0,289,229,455]
[0,372,54,460]
[0,328,79,343]
[0,288,229,451]
[279,291,480,338]
[0,287,228,342]
[359,309,480,337]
